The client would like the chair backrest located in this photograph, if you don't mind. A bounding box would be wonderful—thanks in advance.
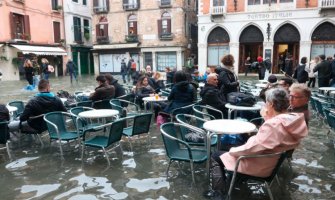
[192,105,218,120]
[8,101,25,117]
[0,121,9,144]
[110,100,124,117]
[265,151,287,182]
[107,119,125,145]
[175,114,207,143]
[44,112,68,135]
[76,100,93,107]
[93,99,112,109]
[132,113,152,136]
[28,114,48,133]
[69,106,94,128]
[160,123,186,158]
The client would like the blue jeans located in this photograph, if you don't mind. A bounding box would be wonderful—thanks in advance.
[70,71,77,83]
[43,73,49,80]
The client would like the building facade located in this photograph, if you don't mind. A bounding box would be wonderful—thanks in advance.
[0,0,67,81]
[91,0,198,74]
[198,0,335,74]
[63,0,94,75]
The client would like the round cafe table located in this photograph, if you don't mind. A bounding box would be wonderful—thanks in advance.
[255,83,267,89]
[319,87,335,95]
[225,102,263,119]
[203,119,257,196]
[78,109,119,119]
[6,105,18,113]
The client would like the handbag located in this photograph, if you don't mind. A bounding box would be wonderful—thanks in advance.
[184,130,204,143]
[227,92,256,107]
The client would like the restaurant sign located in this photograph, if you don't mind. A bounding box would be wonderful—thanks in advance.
[247,12,292,20]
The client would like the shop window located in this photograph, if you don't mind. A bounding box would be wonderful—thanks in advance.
[9,12,30,40]
[156,52,177,72]
[53,21,61,43]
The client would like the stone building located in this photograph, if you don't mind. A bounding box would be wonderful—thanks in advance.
[198,0,335,74]
[91,0,198,74]
[0,0,67,81]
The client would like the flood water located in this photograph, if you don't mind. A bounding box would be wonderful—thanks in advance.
[0,75,335,200]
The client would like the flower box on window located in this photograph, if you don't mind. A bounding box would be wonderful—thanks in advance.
[125,35,139,43]
[159,33,173,40]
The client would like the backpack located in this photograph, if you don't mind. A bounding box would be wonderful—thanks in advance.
[131,62,136,70]
[227,92,256,107]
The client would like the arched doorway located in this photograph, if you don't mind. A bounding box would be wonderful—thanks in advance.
[239,25,264,73]
[207,27,230,67]
[311,22,335,59]
[273,24,300,74]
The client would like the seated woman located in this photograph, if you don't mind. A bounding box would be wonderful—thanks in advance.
[162,70,197,114]
[212,88,308,192]
[149,72,165,93]
[135,76,155,109]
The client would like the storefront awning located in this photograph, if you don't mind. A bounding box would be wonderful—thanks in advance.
[93,43,139,50]
[11,44,67,56]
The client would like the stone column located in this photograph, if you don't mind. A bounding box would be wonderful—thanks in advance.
[93,53,99,75]
[300,41,312,61]
[229,42,239,74]
[177,49,183,71]
[198,43,207,74]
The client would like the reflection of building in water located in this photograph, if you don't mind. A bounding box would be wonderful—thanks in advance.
[198,0,335,74]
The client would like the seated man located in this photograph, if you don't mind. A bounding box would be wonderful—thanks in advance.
[105,73,126,98]
[0,104,10,122]
[278,77,293,91]
[200,73,227,118]
[211,88,308,194]
[9,79,67,133]
[288,83,311,126]
[89,75,115,101]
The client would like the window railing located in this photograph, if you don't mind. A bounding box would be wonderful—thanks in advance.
[159,33,173,40]
[93,6,108,13]
[96,36,109,44]
[125,34,139,43]
[211,6,225,15]
[123,3,139,10]
[320,0,335,8]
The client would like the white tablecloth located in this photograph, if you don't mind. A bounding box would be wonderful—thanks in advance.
[78,109,119,119]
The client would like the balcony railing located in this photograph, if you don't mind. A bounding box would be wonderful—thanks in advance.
[93,6,108,13]
[211,6,225,15]
[96,36,109,44]
[123,3,139,10]
[125,35,139,43]
[159,33,173,40]
[320,0,335,8]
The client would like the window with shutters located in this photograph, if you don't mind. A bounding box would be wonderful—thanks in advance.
[83,19,90,41]
[93,0,109,13]
[158,12,172,40]
[51,0,59,10]
[73,17,82,43]
[126,15,138,42]
[96,17,109,43]
[123,0,139,10]
[53,21,61,43]
[10,13,30,40]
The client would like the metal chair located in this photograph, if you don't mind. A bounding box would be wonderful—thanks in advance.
[19,114,47,146]
[110,99,140,118]
[176,114,218,146]
[44,112,80,157]
[93,99,113,109]
[76,100,93,107]
[122,113,153,150]
[69,106,101,134]
[7,100,25,118]
[0,121,12,160]
[160,122,208,183]
[81,119,125,166]
[226,151,287,200]
[193,105,223,120]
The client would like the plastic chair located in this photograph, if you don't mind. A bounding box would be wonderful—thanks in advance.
[76,100,93,107]
[160,122,208,183]
[93,99,113,109]
[44,112,80,157]
[176,114,218,146]
[7,100,25,118]
[81,119,125,166]
[0,121,12,160]
[122,113,153,149]
[226,151,287,200]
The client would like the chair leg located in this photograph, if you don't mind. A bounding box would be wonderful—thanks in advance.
[6,141,12,160]
[127,136,133,152]
[166,160,173,178]
[58,139,64,157]
[265,182,274,200]
[36,134,44,147]
[190,160,195,183]
[275,175,281,187]
[81,143,85,161]
[102,147,111,166]
[227,172,237,200]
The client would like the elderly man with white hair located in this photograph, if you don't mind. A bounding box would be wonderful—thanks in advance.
[200,73,227,118]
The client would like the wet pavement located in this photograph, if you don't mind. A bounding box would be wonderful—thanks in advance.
[0,75,335,200]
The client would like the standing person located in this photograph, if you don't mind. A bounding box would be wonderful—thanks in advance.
[307,56,319,88]
[244,57,251,76]
[313,54,331,87]
[41,58,50,80]
[66,59,77,83]
[293,57,309,84]
[127,58,133,83]
[120,59,127,83]
[330,54,335,87]
[165,67,175,84]
[257,56,266,80]
[284,54,294,77]
[278,54,285,72]
[216,54,239,100]
[24,59,34,85]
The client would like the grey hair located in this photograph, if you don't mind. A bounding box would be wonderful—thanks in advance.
[265,87,289,112]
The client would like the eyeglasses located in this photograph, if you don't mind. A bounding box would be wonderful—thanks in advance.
[289,95,305,99]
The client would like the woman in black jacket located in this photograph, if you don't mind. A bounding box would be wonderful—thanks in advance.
[135,76,155,108]
[24,59,34,85]
[293,57,308,84]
